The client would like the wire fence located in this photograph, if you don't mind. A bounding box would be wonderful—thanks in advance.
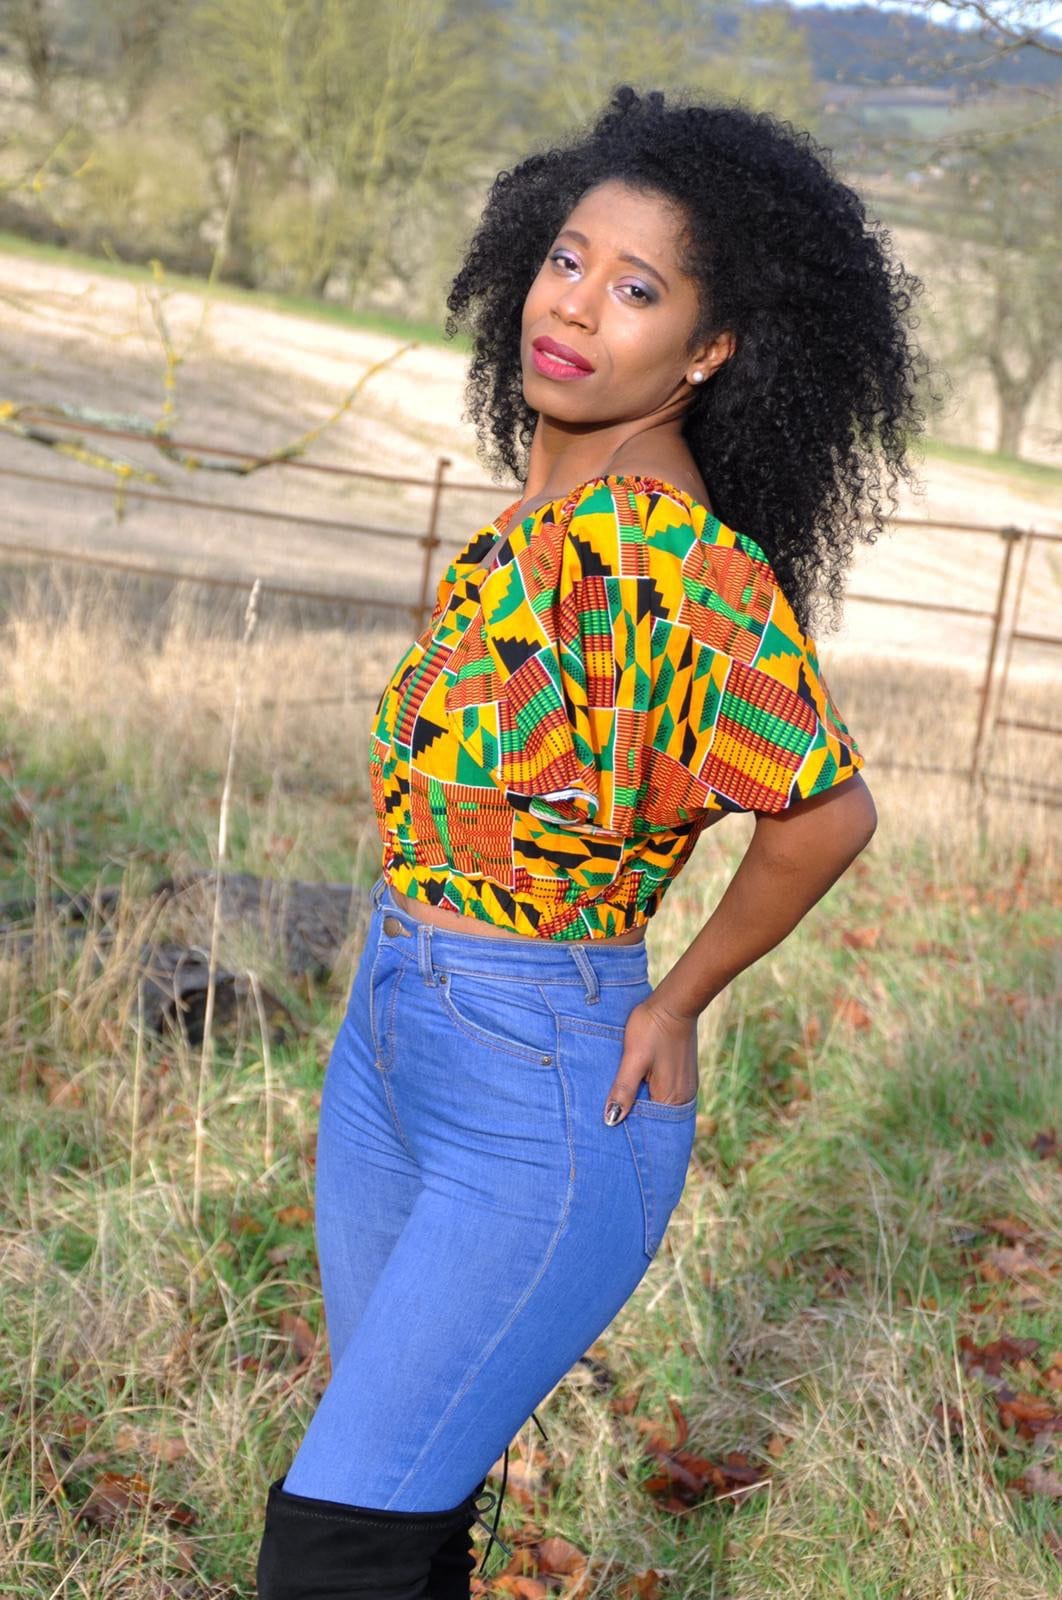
[2,407,1059,805]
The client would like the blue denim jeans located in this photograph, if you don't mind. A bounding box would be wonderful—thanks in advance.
[281,873,698,1513]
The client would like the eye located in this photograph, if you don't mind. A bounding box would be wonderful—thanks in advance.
[621,282,654,304]
[549,249,579,271]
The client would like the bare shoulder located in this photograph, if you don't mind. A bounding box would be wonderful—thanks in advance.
[606,453,714,514]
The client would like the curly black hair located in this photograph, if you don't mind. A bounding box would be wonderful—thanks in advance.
[445,85,935,638]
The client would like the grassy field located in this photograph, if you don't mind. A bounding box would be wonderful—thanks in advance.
[2,226,1061,496]
[1,569,1059,1599]
[0,229,465,352]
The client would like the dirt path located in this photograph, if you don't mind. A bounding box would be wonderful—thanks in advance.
[1,248,1058,676]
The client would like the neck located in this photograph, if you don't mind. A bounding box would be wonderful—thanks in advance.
[521,415,685,501]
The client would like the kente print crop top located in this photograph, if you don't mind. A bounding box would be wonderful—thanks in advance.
[368,474,865,941]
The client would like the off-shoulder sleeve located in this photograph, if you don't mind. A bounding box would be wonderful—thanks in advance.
[443,477,864,836]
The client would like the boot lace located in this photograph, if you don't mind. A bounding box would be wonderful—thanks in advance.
[471,1409,549,1576]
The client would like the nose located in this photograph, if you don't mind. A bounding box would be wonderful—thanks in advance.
[552,276,597,330]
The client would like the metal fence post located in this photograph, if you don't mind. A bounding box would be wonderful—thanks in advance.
[968,525,1023,791]
[413,456,450,635]
[993,531,1035,732]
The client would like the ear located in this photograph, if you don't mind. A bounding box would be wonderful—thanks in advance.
[686,329,736,387]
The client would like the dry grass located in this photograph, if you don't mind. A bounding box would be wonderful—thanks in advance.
[1,568,1059,1598]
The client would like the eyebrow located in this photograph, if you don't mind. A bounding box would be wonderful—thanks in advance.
[555,228,670,291]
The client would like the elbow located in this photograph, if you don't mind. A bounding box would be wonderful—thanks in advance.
[849,778,878,856]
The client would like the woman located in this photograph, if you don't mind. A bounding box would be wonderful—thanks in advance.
[256,86,926,1599]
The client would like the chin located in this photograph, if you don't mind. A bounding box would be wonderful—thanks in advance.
[522,376,590,419]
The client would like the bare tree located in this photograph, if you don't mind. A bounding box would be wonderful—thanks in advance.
[87,0,184,119]
[1,0,60,108]
[926,116,1059,456]
[906,0,1062,59]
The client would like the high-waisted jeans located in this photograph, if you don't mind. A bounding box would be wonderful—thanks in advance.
[281,872,699,1520]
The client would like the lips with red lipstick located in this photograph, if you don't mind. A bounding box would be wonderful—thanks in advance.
[530,335,595,381]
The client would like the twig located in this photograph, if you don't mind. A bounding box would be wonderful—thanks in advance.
[128,979,146,1234]
[248,970,275,1173]
[190,579,262,1238]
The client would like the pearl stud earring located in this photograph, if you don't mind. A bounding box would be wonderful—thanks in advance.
[691,370,704,383]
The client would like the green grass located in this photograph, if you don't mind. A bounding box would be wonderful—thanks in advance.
[1,596,1059,1598]
[0,227,465,351]
[6,226,1062,503]
[917,435,1062,496]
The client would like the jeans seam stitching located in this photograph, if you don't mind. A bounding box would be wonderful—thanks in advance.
[380,964,418,1154]
[380,1071,418,1160]
[631,1099,699,1119]
[383,958,405,1063]
[406,963,646,986]
[386,1014,573,1505]
[436,983,552,1063]
[560,1019,627,1040]
[366,937,384,1063]
[623,1117,657,1259]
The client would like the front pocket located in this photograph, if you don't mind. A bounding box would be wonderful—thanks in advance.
[368,946,407,1071]
[545,975,653,1043]
[623,1089,698,1259]
[435,971,556,1063]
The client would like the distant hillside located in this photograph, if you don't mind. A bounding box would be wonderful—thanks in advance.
[780,1,1061,90]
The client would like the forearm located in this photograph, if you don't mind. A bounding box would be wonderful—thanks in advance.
[650,776,878,1021]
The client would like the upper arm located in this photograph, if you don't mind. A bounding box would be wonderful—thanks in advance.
[753,767,878,849]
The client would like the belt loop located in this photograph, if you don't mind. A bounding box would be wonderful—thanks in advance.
[417,923,436,985]
[568,945,599,1004]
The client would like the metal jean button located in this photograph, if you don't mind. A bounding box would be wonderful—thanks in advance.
[382,915,411,937]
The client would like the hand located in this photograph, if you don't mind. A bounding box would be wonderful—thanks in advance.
[603,996,700,1124]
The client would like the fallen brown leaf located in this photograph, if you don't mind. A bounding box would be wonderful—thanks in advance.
[832,995,873,1029]
[617,1572,663,1599]
[37,1064,84,1108]
[978,1244,1053,1280]
[912,940,963,961]
[533,1535,587,1578]
[76,1471,197,1529]
[278,1310,317,1363]
[958,1333,1041,1379]
[1024,1460,1062,1499]
[984,1216,1032,1242]
[821,1264,856,1295]
[997,1394,1060,1440]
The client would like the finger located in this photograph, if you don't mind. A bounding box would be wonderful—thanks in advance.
[603,1073,646,1125]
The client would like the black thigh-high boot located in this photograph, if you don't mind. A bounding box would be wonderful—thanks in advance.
[422,1482,481,1600]
[255,1476,483,1600]
[426,1477,510,1599]
[428,1441,519,1598]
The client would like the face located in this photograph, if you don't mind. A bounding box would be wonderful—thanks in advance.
[519,179,732,427]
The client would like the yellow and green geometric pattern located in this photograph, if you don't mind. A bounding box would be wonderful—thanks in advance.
[368,474,864,940]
